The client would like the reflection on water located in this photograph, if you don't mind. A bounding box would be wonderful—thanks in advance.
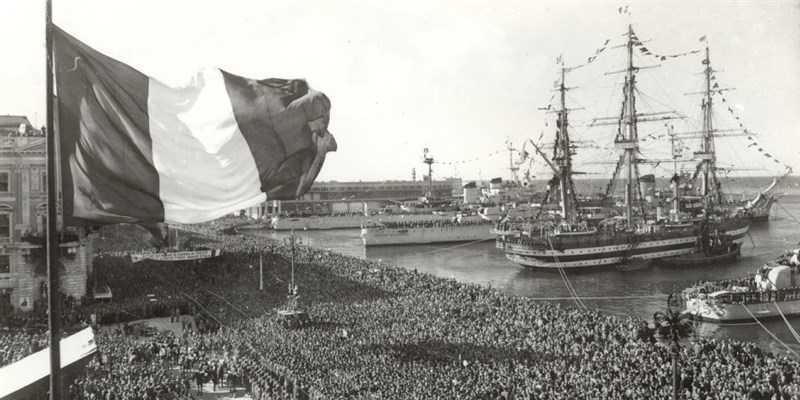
[251,198,800,356]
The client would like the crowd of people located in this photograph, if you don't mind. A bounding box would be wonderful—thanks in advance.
[1,215,799,399]
[277,211,366,219]
[380,218,495,230]
[0,330,48,368]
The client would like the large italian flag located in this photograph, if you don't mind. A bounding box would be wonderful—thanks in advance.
[53,26,336,225]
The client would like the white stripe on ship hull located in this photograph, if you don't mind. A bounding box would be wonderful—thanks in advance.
[722,226,749,238]
[502,235,698,257]
[507,247,696,268]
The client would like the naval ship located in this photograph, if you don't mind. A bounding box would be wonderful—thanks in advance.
[682,248,800,322]
[497,25,750,270]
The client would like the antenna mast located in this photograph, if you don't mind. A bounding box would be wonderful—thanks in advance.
[423,148,434,198]
[507,139,519,185]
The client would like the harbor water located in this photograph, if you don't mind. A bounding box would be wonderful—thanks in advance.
[251,191,800,357]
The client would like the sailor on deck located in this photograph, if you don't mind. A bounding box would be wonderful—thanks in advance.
[789,249,799,267]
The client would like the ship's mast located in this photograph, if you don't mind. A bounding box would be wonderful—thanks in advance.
[555,65,575,223]
[697,46,720,209]
[614,25,640,227]
[527,63,577,223]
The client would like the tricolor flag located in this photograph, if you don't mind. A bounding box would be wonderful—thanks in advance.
[53,26,336,226]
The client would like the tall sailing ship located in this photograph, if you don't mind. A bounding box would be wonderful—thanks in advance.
[661,44,752,264]
[497,26,749,269]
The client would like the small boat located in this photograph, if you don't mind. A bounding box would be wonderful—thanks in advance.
[659,244,740,266]
[682,248,800,322]
[615,258,651,271]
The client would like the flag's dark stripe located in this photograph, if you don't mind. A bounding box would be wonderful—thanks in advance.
[220,71,320,200]
[53,26,163,225]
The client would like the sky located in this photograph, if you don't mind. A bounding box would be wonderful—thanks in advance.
[1,0,798,183]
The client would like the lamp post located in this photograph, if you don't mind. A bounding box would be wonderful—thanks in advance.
[652,293,694,400]
[283,233,302,296]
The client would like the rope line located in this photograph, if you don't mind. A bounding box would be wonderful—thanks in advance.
[547,236,587,310]
[181,292,227,328]
[774,301,800,344]
[205,289,251,319]
[527,295,666,300]
[742,304,799,357]
[776,201,800,224]
[400,237,497,258]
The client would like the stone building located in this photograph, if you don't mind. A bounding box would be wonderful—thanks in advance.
[0,115,92,316]
[242,178,464,218]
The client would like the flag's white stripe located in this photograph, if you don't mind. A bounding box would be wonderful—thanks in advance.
[0,327,97,397]
[148,68,265,224]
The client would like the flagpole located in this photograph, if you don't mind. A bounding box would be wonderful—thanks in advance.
[45,0,64,398]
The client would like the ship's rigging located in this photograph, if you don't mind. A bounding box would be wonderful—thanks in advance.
[523,24,788,217]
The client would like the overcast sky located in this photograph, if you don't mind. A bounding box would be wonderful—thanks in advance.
[1,0,798,182]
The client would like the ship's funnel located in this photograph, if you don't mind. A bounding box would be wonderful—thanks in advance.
[640,174,656,203]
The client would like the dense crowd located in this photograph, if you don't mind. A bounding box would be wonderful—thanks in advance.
[2,215,799,399]
[0,331,48,367]
[278,211,366,218]
[381,218,495,229]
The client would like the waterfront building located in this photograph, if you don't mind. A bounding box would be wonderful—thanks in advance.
[0,116,92,315]
[252,178,463,216]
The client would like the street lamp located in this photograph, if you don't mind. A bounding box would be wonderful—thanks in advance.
[652,293,694,400]
[283,232,302,301]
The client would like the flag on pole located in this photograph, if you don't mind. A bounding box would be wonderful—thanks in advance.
[53,26,336,226]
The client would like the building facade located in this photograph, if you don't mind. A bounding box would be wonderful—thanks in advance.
[296,179,462,202]
[0,116,91,316]
[239,178,464,217]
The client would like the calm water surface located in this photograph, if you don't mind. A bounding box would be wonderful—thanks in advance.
[252,196,800,357]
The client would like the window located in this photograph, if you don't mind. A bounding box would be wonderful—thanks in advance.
[30,168,40,191]
[0,255,8,273]
[0,172,8,192]
[0,214,9,243]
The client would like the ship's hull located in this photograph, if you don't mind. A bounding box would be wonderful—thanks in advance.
[659,246,740,266]
[708,217,750,245]
[748,197,776,222]
[361,223,494,246]
[684,298,800,323]
[272,213,453,230]
[500,230,700,269]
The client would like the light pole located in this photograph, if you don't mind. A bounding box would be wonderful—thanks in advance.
[652,293,694,400]
[283,233,302,297]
